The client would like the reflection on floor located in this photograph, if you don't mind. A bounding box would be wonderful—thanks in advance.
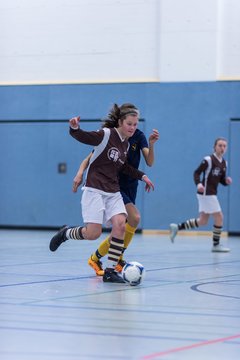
[0,229,239,360]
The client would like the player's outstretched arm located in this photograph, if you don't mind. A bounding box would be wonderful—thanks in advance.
[142,175,154,192]
[69,116,80,129]
[142,129,159,166]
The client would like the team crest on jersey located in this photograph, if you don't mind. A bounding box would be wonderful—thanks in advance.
[131,143,137,151]
[212,167,221,176]
[107,147,121,162]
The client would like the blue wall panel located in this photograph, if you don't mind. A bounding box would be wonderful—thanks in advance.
[228,120,240,234]
[0,82,239,230]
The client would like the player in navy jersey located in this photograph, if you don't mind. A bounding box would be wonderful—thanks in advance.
[49,103,155,283]
[169,138,232,252]
[73,106,159,276]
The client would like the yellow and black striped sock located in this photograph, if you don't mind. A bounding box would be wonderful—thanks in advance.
[119,223,137,261]
[108,237,124,268]
[92,236,110,262]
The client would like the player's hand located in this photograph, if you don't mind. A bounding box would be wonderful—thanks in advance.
[142,175,154,192]
[197,183,205,193]
[72,174,83,193]
[69,116,80,129]
[149,129,159,145]
[226,176,232,185]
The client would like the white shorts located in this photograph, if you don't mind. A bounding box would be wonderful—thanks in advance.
[81,189,127,227]
[197,194,222,214]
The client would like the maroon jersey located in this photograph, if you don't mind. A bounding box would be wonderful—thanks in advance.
[70,127,145,193]
[194,154,228,195]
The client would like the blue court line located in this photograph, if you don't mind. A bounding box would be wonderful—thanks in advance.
[1,270,239,289]
[0,350,127,360]
[0,324,216,342]
[1,325,239,347]
[0,258,239,269]
[1,306,239,323]
[0,258,84,268]
[2,315,238,334]
[146,259,240,272]
[191,279,240,299]
[1,301,239,318]
[0,275,95,288]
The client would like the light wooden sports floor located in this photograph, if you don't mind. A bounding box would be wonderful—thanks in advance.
[0,229,239,360]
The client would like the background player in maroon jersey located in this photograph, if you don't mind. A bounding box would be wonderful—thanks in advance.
[49,104,154,283]
[169,137,232,252]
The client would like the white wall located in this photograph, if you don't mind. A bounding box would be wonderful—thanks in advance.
[217,0,240,80]
[0,0,159,84]
[158,0,218,81]
[0,0,239,84]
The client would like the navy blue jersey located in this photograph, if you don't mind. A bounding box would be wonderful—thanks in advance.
[119,129,148,204]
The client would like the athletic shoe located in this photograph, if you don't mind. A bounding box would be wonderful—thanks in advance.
[211,244,230,253]
[49,225,68,252]
[103,268,125,283]
[88,255,104,276]
[169,223,178,243]
[115,260,126,273]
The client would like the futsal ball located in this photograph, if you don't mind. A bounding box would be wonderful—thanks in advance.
[122,261,145,286]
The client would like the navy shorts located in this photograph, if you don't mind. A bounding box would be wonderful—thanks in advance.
[120,185,137,205]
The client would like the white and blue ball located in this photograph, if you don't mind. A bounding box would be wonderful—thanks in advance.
[122,261,145,286]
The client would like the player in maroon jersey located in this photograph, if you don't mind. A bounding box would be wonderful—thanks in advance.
[49,104,154,283]
[169,138,232,252]
[72,104,159,276]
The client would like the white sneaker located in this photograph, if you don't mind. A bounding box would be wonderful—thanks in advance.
[169,223,178,243]
[211,244,230,253]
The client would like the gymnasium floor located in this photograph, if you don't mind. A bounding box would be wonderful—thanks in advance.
[0,229,239,360]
